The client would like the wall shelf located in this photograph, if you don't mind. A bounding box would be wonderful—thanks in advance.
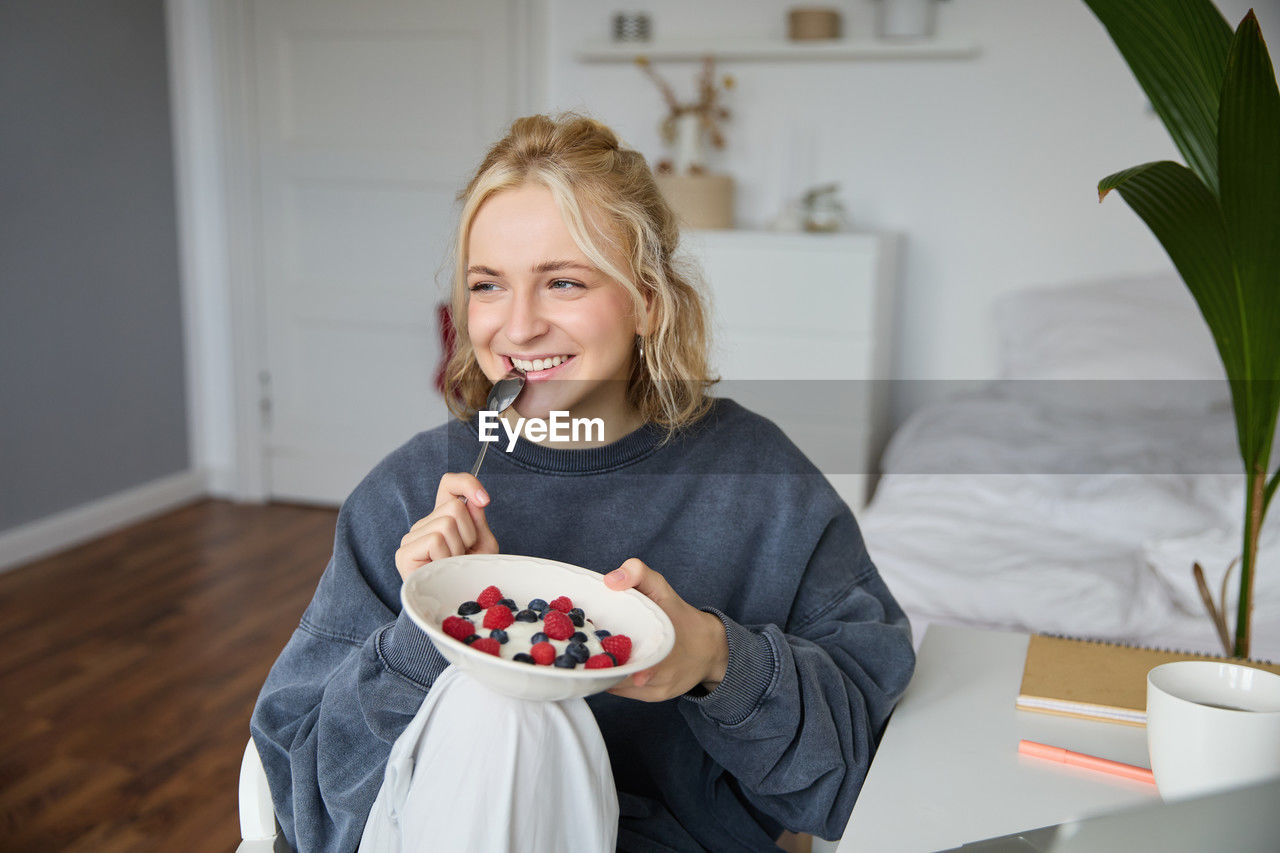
[576,38,980,63]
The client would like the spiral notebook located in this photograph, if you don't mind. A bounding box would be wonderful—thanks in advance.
[1016,633,1280,726]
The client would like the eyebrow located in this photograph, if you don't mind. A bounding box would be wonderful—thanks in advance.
[466,260,595,277]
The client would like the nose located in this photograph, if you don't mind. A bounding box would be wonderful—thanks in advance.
[501,286,550,345]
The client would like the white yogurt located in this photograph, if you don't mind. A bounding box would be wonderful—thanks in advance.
[453,603,611,665]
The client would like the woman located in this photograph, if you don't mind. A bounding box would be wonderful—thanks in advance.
[251,113,915,852]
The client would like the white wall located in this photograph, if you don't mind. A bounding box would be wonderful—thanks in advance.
[542,0,1279,423]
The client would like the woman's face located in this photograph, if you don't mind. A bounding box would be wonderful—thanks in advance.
[465,183,646,433]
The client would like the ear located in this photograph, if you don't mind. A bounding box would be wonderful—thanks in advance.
[635,287,656,337]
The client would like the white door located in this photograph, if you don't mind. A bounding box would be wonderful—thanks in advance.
[249,0,530,503]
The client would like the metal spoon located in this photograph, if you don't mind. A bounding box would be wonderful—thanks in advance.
[461,370,524,502]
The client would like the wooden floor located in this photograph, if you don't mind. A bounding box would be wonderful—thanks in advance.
[0,499,339,852]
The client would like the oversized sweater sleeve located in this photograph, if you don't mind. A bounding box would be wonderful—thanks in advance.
[249,462,450,852]
[677,507,916,841]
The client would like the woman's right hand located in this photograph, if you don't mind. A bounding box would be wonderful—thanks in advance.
[395,473,499,581]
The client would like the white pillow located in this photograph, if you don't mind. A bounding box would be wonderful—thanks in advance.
[994,273,1229,412]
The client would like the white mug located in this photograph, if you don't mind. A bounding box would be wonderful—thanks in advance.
[1146,661,1280,801]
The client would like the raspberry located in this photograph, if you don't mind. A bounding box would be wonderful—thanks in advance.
[600,634,632,665]
[549,596,573,613]
[585,654,615,669]
[542,610,574,640]
[476,585,503,608]
[471,637,501,656]
[442,616,475,641]
[483,604,514,630]
[530,642,556,666]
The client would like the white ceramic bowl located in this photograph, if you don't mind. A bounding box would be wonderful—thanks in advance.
[401,553,676,701]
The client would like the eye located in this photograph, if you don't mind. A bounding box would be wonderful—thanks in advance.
[468,282,499,293]
[549,279,585,291]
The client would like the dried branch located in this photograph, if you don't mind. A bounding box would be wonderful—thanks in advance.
[1193,561,1233,657]
[634,54,734,151]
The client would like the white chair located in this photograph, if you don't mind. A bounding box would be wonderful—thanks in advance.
[238,738,281,852]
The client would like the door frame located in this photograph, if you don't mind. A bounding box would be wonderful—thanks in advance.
[165,0,549,501]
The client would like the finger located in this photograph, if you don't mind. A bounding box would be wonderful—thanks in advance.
[394,548,420,580]
[604,558,674,606]
[401,513,468,554]
[427,532,457,563]
[431,502,480,548]
[434,472,490,509]
[405,506,461,539]
[395,533,442,580]
[399,531,455,571]
[463,499,499,554]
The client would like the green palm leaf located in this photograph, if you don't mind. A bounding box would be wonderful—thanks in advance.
[1098,161,1252,449]
[1219,11,1280,469]
[1084,0,1232,193]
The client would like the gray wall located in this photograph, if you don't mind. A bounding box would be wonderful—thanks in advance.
[1,0,189,531]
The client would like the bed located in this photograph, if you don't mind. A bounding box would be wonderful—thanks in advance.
[860,272,1280,661]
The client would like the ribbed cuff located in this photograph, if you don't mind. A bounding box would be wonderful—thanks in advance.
[682,608,778,727]
[377,609,450,689]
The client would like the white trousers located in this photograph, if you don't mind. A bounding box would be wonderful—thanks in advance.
[360,666,619,853]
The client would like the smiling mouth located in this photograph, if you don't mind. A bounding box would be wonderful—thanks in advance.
[508,355,573,373]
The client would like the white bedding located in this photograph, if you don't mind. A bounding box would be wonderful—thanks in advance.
[861,273,1280,661]
[861,384,1280,660]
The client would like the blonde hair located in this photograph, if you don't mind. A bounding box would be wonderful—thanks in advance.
[443,112,716,434]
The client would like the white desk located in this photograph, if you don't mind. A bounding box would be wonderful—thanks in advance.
[840,624,1160,851]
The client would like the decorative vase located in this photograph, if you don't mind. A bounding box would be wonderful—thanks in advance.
[671,112,705,175]
[875,0,939,40]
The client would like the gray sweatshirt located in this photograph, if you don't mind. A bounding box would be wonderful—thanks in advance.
[251,398,915,851]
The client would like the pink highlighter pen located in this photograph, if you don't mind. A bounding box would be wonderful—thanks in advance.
[1018,739,1156,785]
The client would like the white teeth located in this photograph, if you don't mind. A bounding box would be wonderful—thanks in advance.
[510,355,568,372]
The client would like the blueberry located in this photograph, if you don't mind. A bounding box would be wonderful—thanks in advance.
[567,609,585,627]
[497,597,517,610]
[514,609,539,623]
[531,632,549,644]
[553,654,578,669]
[571,631,588,644]
[489,629,509,644]
[462,634,480,645]
[457,601,481,616]
[594,629,611,639]
[512,653,535,664]
[566,642,589,664]
[528,598,549,613]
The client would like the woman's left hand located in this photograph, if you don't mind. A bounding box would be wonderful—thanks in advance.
[604,558,729,702]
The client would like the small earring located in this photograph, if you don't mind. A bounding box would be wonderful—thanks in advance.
[636,336,645,361]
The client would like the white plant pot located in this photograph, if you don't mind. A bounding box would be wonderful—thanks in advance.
[877,0,938,40]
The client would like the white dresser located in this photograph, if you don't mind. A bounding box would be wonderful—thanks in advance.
[681,229,898,512]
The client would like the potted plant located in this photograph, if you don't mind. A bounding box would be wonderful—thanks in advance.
[635,55,737,229]
[1084,0,1279,657]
